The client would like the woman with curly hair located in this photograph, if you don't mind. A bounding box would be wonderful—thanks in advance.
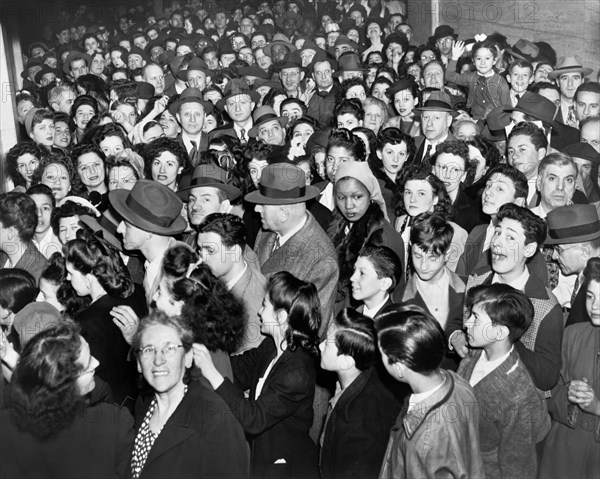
[50,199,98,245]
[0,321,133,478]
[64,227,147,408]
[153,244,246,380]
[4,142,44,192]
[193,270,321,479]
[142,137,191,192]
[328,161,405,310]
[394,166,467,272]
[37,252,91,319]
[31,152,84,204]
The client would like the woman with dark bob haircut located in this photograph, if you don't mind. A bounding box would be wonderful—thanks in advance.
[129,311,248,478]
[376,304,485,479]
[0,321,133,478]
[64,227,147,408]
[193,271,321,479]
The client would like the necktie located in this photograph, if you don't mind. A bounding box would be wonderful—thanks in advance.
[422,143,433,168]
[239,129,247,144]
[566,105,577,127]
[272,236,281,253]
[189,140,199,167]
[570,275,580,307]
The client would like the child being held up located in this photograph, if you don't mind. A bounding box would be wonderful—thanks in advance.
[458,283,551,479]
[445,38,511,120]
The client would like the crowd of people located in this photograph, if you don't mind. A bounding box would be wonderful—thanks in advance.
[1,0,600,478]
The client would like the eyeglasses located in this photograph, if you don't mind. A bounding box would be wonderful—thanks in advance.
[138,343,184,360]
[554,244,580,255]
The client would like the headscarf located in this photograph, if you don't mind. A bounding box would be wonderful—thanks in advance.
[334,161,389,221]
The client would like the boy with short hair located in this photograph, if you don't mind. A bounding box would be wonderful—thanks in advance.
[350,243,401,318]
[459,283,550,479]
[26,184,61,259]
[398,212,466,369]
[319,308,402,479]
[453,204,563,395]
[507,60,534,106]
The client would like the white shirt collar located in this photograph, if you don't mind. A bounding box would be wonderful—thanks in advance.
[363,295,390,319]
[225,261,248,290]
[492,268,530,291]
[278,214,308,247]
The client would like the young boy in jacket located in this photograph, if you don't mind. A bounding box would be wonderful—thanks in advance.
[459,283,551,479]
[319,308,402,479]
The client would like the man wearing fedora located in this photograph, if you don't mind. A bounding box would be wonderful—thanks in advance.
[412,90,458,168]
[209,79,260,144]
[546,204,600,327]
[248,106,288,146]
[110,180,188,305]
[430,25,457,67]
[197,213,267,353]
[277,56,308,102]
[177,57,213,91]
[504,91,580,152]
[246,163,339,335]
[177,164,242,244]
[549,56,593,128]
[169,87,213,167]
[307,57,339,127]
[334,52,367,83]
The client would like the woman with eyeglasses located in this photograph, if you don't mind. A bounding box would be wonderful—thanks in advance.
[64,227,147,409]
[128,311,248,479]
[193,271,321,479]
[0,321,134,479]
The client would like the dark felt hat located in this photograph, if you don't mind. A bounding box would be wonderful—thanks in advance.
[563,143,600,165]
[506,39,539,63]
[502,91,560,130]
[414,91,458,117]
[431,25,458,41]
[248,106,289,138]
[176,57,212,81]
[386,78,419,99]
[216,78,260,110]
[168,87,214,115]
[245,163,320,205]
[34,65,61,84]
[333,52,366,77]
[136,81,155,100]
[177,164,241,201]
[545,204,600,245]
[109,180,187,235]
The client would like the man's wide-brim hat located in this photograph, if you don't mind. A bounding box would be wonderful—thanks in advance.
[333,53,367,77]
[177,164,241,201]
[216,78,261,110]
[62,51,92,76]
[263,34,297,58]
[506,39,539,63]
[176,57,212,81]
[413,91,459,117]
[245,163,320,205]
[248,106,289,138]
[548,55,592,79]
[168,87,214,115]
[545,204,600,245]
[430,24,458,41]
[109,180,187,236]
[563,143,600,165]
[502,91,560,130]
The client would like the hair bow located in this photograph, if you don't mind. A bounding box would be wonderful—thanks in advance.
[474,34,488,42]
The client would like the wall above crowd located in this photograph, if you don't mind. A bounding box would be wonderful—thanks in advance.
[408,0,599,78]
